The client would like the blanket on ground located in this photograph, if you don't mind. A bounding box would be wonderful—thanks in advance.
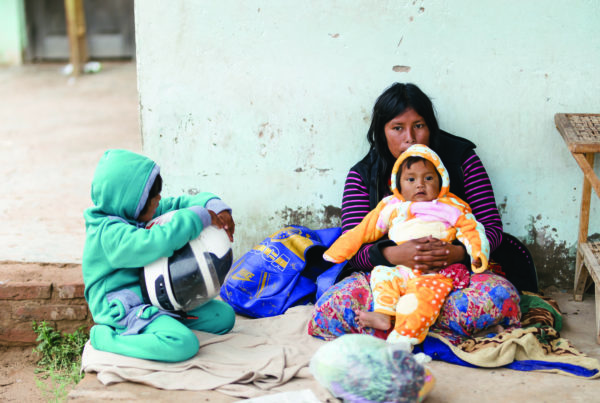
[81,305,335,400]
[82,293,599,400]
[416,293,600,379]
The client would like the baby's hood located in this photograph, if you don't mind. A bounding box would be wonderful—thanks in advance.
[390,144,450,201]
[89,149,160,221]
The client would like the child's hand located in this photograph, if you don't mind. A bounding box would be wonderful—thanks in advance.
[217,210,235,242]
[473,258,482,268]
[208,210,234,242]
[209,210,225,229]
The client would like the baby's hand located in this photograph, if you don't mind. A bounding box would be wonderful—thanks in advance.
[473,258,482,268]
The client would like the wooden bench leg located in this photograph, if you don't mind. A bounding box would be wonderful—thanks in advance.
[574,154,594,301]
[596,283,600,344]
[574,247,590,301]
[580,242,600,344]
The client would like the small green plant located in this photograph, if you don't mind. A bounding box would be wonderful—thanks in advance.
[32,321,89,402]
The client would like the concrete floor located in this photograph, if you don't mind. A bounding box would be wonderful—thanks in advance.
[0,62,141,264]
[1,62,598,402]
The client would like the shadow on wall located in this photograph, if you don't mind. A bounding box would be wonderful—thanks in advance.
[522,214,599,290]
[497,201,578,291]
[276,205,341,231]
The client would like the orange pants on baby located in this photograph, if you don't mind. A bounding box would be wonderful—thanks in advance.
[371,265,454,344]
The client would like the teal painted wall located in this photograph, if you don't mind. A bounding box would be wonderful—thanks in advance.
[0,0,26,65]
[134,0,600,289]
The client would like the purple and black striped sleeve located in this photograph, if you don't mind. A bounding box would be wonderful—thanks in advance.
[461,150,503,252]
[340,170,379,270]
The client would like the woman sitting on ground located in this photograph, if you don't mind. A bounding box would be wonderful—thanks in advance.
[309,82,521,340]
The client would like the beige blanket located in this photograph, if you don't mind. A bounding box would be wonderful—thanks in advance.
[81,305,336,400]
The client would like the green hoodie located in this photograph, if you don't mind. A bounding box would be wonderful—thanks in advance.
[82,149,221,327]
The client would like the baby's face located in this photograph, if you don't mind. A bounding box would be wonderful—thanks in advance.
[399,160,440,202]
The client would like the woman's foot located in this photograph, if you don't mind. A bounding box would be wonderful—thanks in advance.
[356,310,392,330]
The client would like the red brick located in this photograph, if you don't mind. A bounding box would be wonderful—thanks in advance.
[0,321,39,344]
[0,301,11,320]
[13,304,89,321]
[0,282,51,300]
[56,282,85,299]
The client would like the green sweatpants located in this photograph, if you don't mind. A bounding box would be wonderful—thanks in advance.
[90,300,235,362]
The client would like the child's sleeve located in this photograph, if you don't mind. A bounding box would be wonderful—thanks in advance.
[155,192,232,222]
[155,192,229,214]
[100,209,204,268]
[454,211,490,273]
[323,197,392,263]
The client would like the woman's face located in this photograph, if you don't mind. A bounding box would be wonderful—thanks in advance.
[383,108,430,158]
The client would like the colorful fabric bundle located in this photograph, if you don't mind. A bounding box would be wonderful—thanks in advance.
[415,293,600,379]
[519,292,562,331]
[309,334,435,402]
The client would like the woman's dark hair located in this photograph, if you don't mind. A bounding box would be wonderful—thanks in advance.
[367,83,441,176]
[140,173,163,215]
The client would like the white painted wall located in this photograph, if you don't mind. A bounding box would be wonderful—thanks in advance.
[0,0,26,65]
[135,0,600,287]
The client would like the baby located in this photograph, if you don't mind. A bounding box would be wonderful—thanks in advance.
[324,144,489,345]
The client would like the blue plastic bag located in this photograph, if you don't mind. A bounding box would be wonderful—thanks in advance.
[220,225,345,318]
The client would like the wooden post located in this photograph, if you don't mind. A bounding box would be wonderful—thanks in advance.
[574,153,595,300]
[64,0,88,76]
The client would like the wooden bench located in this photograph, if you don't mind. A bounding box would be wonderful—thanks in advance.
[555,113,600,344]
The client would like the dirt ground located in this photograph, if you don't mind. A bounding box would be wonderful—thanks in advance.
[0,61,141,401]
[0,347,45,402]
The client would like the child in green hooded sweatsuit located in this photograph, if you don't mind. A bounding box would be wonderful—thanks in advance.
[83,149,236,362]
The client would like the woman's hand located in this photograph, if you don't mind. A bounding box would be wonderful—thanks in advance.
[382,236,466,272]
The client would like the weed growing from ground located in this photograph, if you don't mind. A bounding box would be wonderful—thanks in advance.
[32,321,89,402]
